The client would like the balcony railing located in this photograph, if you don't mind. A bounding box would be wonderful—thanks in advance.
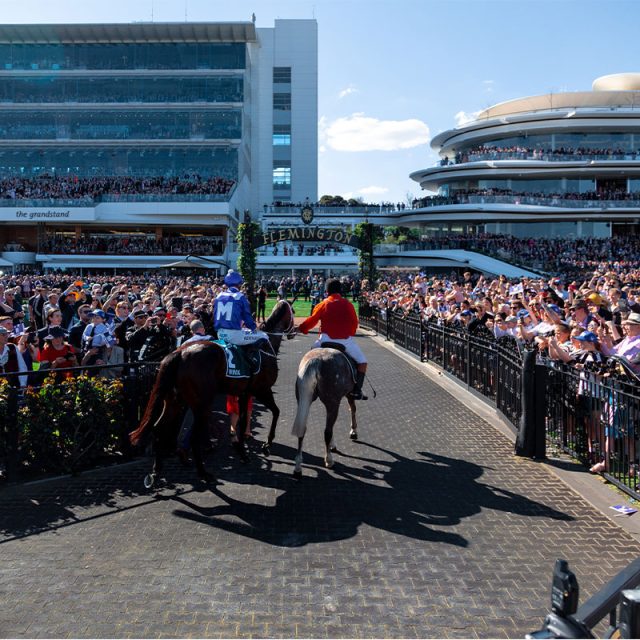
[438,151,640,165]
[414,194,640,209]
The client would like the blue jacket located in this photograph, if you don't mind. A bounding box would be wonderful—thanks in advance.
[213,288,257,331]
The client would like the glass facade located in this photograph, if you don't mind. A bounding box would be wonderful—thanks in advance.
[0,43,246,71]
[0,109,242,140]
[0,39,247,184]
[458,132,638,153]
[0,75,243,103]
[0,146,238,178]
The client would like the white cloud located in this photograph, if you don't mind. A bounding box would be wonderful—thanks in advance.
[454,110,481,127]
[321,113,430,152]
[358,185,389,196]
[338,85,358,99]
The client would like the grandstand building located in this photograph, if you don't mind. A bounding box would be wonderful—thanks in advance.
[0,19,318,273]
[409,73,640,239]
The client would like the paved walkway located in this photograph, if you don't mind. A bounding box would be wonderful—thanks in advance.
[1,331,639,638]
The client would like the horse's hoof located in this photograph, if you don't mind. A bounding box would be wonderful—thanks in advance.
[143,473,156,490]
[350,431,358,441]
[325,460,334,469]
[293,469,302,480]
[330,446,338,453]
[262,443,271,457]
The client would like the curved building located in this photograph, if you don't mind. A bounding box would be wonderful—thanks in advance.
[410,73,640,238]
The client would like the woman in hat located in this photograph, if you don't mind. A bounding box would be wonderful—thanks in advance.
[213,269,268,346]
[39,326,78,378]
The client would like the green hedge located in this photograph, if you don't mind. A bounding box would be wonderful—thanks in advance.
[1,374,125,475]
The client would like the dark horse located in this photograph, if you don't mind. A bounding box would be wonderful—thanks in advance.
[290,346,359,478]
[129,300,294,487]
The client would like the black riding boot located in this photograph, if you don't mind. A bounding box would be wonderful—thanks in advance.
[350,371,368,400]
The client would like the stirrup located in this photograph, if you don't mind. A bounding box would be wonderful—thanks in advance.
[349,390,368,400]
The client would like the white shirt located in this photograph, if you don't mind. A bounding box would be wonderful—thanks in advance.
[0,342,28,387]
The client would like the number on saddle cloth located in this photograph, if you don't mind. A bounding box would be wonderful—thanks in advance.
[320,342,357,383]
[220,342,263,379]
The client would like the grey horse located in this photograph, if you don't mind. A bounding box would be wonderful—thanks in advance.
[291,347,358,478]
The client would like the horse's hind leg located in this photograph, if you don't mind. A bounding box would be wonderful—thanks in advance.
[293,436,305,478]
[144,432,164,490]
[323,403,340,469]
[191,407,215,482]
[256,389,280,456]
[347,395,358,441]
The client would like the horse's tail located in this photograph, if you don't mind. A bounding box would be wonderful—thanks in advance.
[129,350,182,446]
[291,357,320,438]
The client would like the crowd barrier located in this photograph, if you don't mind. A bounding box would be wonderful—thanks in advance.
[0,361,158,483]
[358,302,640,501]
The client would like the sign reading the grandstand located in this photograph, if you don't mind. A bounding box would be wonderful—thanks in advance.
[1,208,96,222]
[254,226,360,248]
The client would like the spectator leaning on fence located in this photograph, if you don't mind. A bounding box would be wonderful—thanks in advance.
[599,312,640,373]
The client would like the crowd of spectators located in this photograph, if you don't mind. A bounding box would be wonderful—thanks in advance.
[0,174,236,202]
[396,233,640,277]
[0,271,360,385]
[39,234,225,256]
[361,267,640,472]
[265,200,406,213]
[260,243,358,257]
[412,188,640,209]
[439,145,640,165]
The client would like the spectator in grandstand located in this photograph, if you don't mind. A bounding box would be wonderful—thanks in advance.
[125,309,151,361]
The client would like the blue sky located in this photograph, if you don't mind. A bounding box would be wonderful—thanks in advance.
[3,0,639,204]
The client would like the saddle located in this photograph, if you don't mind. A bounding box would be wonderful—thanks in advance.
[320,341,357,383]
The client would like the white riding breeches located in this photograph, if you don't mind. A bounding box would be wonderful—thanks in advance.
[314,334,367,365]
[218,328,269,346]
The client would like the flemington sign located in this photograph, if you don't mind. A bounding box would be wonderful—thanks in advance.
[254,226,360,248]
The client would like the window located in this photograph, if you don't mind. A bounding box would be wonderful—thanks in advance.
[273,162,291,186]
[273,93,291,111]
[273,67,291,83]
[273,134,291,146]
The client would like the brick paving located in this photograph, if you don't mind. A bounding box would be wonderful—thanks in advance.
[1,331,639,638]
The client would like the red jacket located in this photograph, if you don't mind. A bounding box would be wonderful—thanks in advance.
[298,294,358,339]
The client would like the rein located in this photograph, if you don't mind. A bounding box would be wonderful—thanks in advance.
[263,300,295,338]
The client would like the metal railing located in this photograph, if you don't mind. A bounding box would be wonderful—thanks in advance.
[359,303,640,500]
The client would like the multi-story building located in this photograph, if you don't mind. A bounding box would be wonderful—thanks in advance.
[409,73,640,239]
[0,19,318,273]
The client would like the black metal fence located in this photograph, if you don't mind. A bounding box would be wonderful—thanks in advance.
[359,302,640,501]
[0,361,158,483]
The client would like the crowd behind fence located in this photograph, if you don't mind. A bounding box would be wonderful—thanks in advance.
[359,302,640,501]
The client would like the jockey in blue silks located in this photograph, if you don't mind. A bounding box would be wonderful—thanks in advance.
[214,269,268,346]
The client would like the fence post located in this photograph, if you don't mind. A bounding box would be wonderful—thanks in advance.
[420,320,426,362]
[5,386,20,481]
[534,363,548,459]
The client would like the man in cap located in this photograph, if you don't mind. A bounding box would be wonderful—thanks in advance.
[213,269,267,347]
[569,299,593,331]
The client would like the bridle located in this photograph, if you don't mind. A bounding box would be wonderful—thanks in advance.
[262,299,296,339]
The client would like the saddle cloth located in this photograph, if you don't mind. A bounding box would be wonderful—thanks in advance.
[213,339,261,379]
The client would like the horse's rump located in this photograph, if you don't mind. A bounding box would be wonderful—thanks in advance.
[291,349,354,438]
